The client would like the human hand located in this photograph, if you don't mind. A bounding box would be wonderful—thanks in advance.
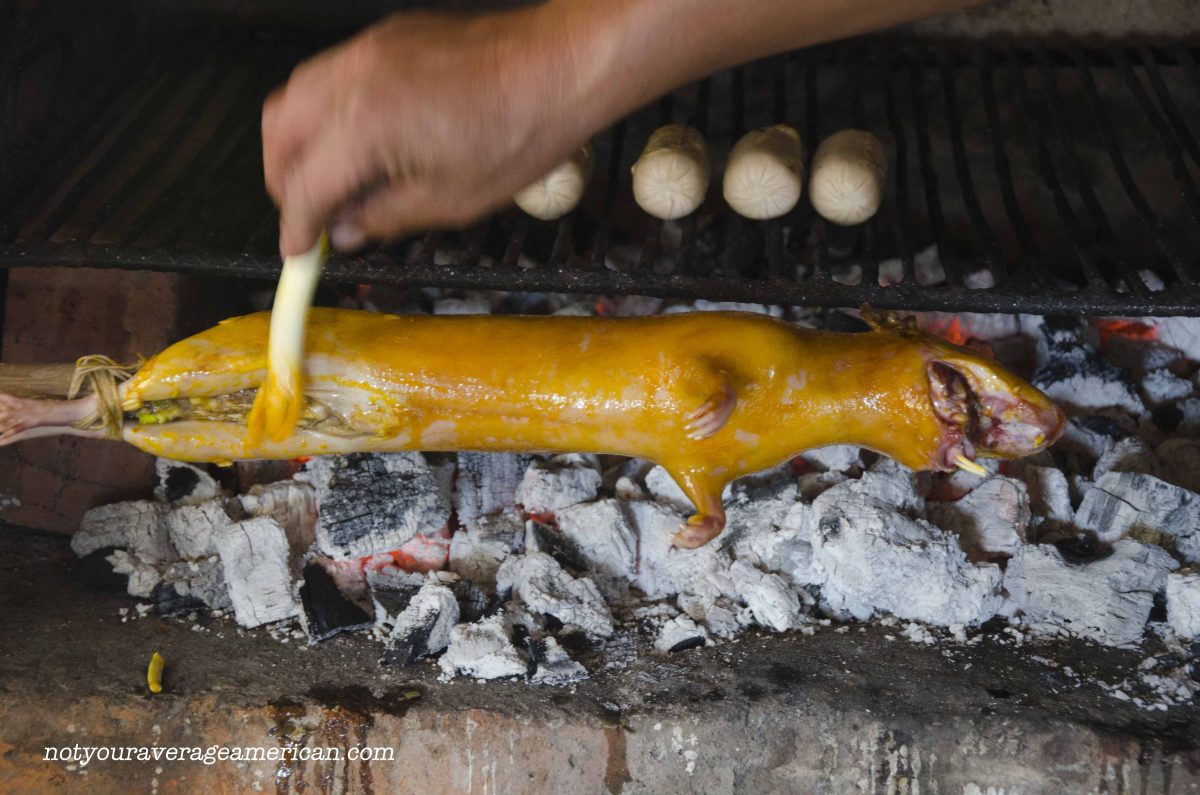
[263,7,598,256]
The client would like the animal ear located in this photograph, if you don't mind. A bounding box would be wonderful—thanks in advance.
[926,360,974,425]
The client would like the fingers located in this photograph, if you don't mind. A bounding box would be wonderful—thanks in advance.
[332,180,491,246]
[276,118,382,256]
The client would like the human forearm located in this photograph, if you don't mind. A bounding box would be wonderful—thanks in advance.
[543,0,985,139]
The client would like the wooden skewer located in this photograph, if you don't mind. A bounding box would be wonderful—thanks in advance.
[0,363,78,398]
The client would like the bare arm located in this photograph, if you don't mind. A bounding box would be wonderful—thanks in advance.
[264,0,982,255]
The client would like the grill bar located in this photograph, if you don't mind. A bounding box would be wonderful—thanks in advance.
[1,40,1198,316]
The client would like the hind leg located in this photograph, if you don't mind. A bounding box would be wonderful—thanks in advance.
[0,393,102,445]
[667,468,728,549]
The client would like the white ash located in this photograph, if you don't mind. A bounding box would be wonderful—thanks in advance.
[529,637,589,686]
[927,477,1030,558]
[448,512,523,587]
[438,613,527,681]
[160,557,231,611]
[106,550,162,598]
[1153,316,1200,361]
[454,453,534,527]
[900,622,938,645]
[737,501,820,589]
[516,455,602,514]
[1157,439,1200,493]
[653,615,710,654]
[164,499,233,559]
[1005,540,1177,648]
[807,480,1002,627]
[238,481,317,551]
[496,552,614,638]
[554,499,637,585]
[662,300,783,317]
[1166,571,1200,641]
[729,560,805,632]
[1015,465,1074,525]
[154,459,219,505]
[73,501,177,562]
[796,445,862,473]
[1141,369,1193,406]
[1033,343,1145,416]
[1074,471,1200,557]
[432,295,494,315]
[378,575,460,663]
[303,453,450,560]
[629,500,736,607]
[212,516,300,628]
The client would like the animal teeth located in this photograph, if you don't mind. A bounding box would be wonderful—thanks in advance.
[954,454,988,477]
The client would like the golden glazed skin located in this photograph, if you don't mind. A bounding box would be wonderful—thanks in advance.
[106,309,1065,548]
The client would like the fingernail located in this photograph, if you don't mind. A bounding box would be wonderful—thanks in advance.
[330,221,365,251]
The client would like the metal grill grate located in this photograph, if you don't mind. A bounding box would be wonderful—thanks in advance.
[2,29,1199,316]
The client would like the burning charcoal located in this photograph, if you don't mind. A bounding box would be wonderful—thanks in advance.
[554,500,637,583]
[448,512,523,587]
[106,550,161,598]
[729,560,804,632]
[1074,472,1200,556]
[438,613,527,681]
[303,453,450,560]
[1102,335,1181,377]
[299,561,373,642]
[840,463,926,515]
[516,455,602,514]
[1093,437,1162,482]
[529,637,589,686]
[796,445,862,473]
[797,471,847,501]
[807,480,1002,626]
[1157,439,1200,493]
[1058,416,1124,461]
[73,501,176,562]
[735,501,819,589]
[1016,465,1074,525]
[1142,369,1193,407]
[379,575,460,665]
[654,615,710,653]
[1005,540,1177,647]
[165,499,234,559]
[629,501,736,605]
[239,481,317,551]
[454,452,534,526]
[927,477,1030,559]
[1032,344,1145,416]
[212,517,300,628]
[1166,572,1200,640]
[449,578,492,623]
[522,519,587,572]
[916,312,1020,343]
[1168,398,1200,436]
[154,459,219,505]
[495,552,614,638]
[727,479,802,564]
[158,557,231,613]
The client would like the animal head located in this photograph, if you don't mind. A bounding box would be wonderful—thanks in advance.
[924,345,1065,471]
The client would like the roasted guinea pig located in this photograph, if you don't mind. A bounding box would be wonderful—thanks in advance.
[0,309,1065,548]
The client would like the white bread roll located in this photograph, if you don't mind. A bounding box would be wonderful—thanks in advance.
[631,124,710,220]
[722,124,805,220]
[514,143,594,220]
[808,129,888,226]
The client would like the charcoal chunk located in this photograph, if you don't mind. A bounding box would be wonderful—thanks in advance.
[300,562,373,642]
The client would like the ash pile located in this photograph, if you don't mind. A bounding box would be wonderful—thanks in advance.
[72,298,1200,705]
